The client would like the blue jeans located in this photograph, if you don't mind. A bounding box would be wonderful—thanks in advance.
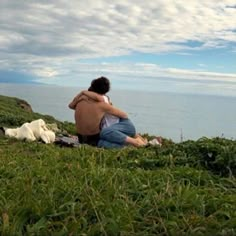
[98,118,136,148]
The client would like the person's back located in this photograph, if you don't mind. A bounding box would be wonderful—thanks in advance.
[74,99,105,135]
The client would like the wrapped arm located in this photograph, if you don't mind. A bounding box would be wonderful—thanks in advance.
[102,103,128,119]
[68,92,87,110]
[68,90,104,110]
[82,91,104,102]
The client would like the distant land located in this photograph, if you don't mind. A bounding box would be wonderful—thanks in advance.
[0,70,42,84]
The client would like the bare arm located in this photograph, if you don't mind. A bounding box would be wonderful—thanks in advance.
[102,103,128,119]
[68,92,86,110]
[82,91,104,102]
[68,91,105,110]
[68,95,79,110]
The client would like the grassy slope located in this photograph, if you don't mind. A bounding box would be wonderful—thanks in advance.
[0,95,236,236]
[0,95,75,134]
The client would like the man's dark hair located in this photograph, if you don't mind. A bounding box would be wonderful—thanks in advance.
[88,76,110,94]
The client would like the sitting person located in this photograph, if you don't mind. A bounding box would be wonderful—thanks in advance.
[68,76,147,148]
[78,90,119,129]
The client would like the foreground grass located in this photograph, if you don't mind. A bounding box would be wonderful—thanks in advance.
[0,95,236,235]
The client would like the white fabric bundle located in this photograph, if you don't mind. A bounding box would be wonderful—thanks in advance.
[4,119,55,143]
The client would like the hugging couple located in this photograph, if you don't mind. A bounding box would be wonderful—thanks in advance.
[68,76,148,148]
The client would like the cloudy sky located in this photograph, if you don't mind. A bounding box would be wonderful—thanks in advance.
[0,0,236,96]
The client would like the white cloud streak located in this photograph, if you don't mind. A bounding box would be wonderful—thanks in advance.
[35,62,236,89]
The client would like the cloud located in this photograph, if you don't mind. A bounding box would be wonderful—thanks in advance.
[0,0,235,91]
[1,1,236,58]
[32,67,59,78]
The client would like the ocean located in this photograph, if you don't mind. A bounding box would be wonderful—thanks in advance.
[0,83,236,142]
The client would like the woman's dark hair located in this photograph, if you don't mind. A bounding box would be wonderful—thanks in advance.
[88,76,110,94]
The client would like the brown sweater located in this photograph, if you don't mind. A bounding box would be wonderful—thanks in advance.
[69,95,127,135]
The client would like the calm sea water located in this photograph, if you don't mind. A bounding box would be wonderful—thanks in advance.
[1,83,236,142]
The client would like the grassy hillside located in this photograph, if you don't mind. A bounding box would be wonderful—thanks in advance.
[0,95,236,235]
[0,95,75,134]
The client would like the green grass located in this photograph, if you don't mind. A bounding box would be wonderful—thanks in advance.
[0,95,236,235]
[0,95,75,134]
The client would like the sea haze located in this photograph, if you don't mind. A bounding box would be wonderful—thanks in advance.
[0,83,235,142]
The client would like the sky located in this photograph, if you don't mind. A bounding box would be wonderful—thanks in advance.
[0,0,236,96]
